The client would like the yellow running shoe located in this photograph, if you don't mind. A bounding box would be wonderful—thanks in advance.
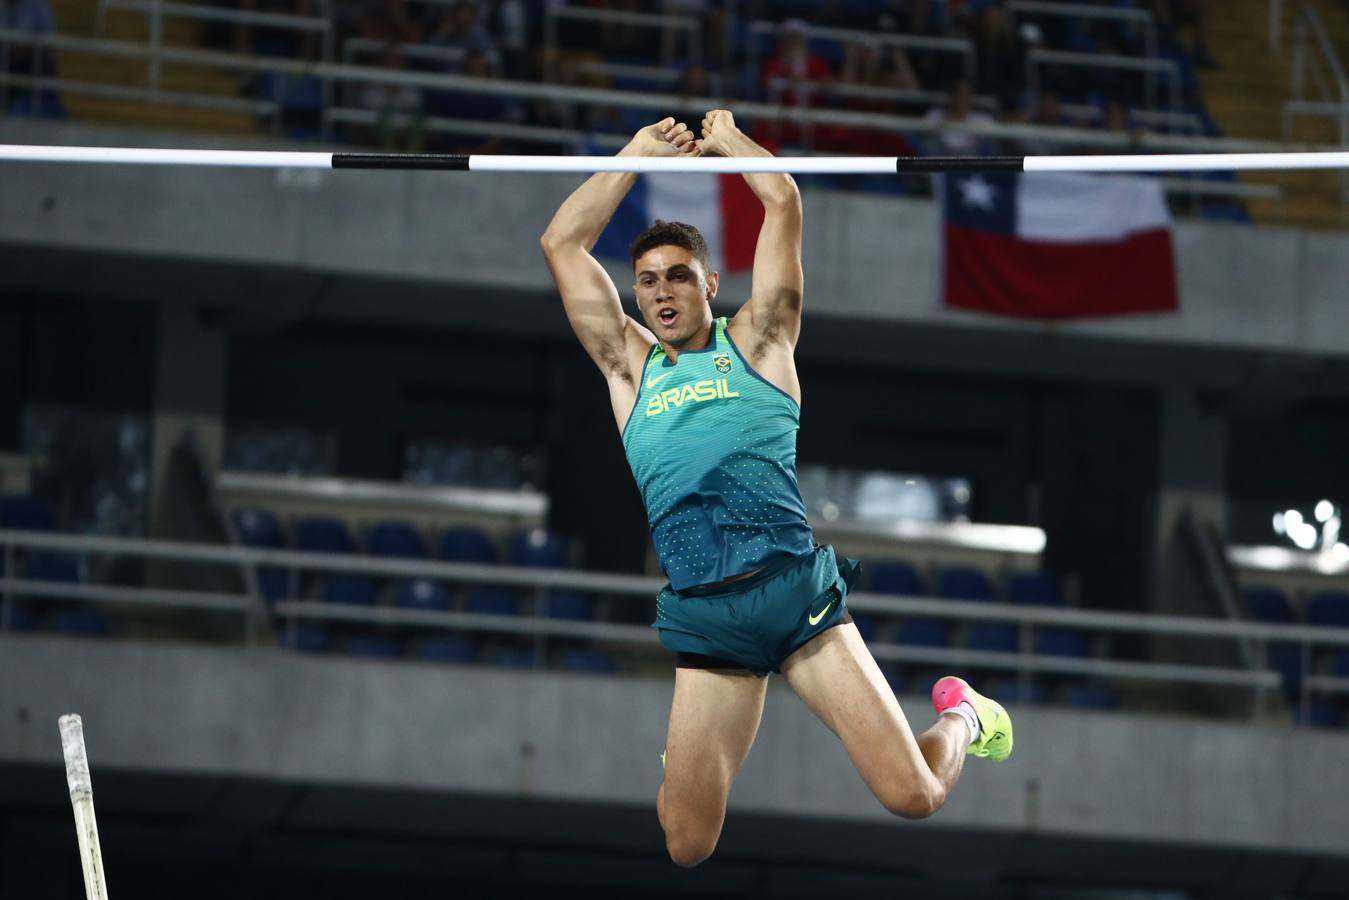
[931,676,1014,761]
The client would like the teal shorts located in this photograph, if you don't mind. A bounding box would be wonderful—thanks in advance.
[652,545,862,677]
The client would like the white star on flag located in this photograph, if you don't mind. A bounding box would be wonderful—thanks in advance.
[958,175,997,211]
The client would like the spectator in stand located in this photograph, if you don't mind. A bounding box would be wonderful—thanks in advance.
[664,0,729,74]
[425,0,495,58]
[1016,88,1067,156]
[828,37,921,156]
[1153,0,1216,68]
[1101,97,1144,151]
[0,0,63,117]
[923,78,997,156]
[234,0,326,58]
[428,46,508,154]
[975,3,1027,113]
[355,41,424,151]
[357,0,422,45]
[760,17,830,105]
[756,18,831,149]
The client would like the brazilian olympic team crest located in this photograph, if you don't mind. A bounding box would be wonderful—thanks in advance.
[713,353,732,374]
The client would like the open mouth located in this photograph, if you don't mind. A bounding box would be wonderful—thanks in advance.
[657,308,678,327]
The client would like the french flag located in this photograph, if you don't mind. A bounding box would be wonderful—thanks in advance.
[940,171,1179,319]
[594,172,764,273]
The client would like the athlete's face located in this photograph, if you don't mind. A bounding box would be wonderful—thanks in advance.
[633,245,718,347]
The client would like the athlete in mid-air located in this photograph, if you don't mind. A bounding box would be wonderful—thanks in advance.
[540,110,1013,868]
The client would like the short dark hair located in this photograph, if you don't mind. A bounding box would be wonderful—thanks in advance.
[629,220,710,271]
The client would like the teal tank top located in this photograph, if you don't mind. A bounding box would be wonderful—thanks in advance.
[621,317,815,591]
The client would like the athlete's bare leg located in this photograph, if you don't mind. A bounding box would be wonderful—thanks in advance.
[656,666,768,867]
[781,622,967,818]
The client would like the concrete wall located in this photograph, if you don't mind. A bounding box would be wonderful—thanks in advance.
[3,633,1347,858]
[3,119,1348,360]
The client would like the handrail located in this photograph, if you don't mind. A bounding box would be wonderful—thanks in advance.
[0,73,278,117]
[1027,47,1180,117]
[341,37,502,72]
[5,527,1349,710]
[98,0,331,34]
[271,598,1280,689]
[219,471,547,518]
[1285,5,1349,202]
[746,19,976,87]
[0,28,1336,158]
[543,4,700,73]
[766,76,1000,113]
[1007,0,1158,59]
[5,528,1349,646]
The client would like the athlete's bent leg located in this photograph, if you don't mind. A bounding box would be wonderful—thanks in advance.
[781,622,967,819]
[658,666,768,866]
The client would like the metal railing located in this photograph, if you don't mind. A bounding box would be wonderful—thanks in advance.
[1007,0,1159,61]
[3,528,1348,723]
[0,27,1329,212]
[543,5,700,76]
[1008,0,1160,114]
[746,19,977,89]
[1284,5,1349,203]
[1027,48,1180,121]
[94,0,333,91]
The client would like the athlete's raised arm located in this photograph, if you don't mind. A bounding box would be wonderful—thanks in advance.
[540,119,697,391]
[697,109,804,351]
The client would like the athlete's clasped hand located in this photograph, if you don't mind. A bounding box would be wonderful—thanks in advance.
[634,111,743,159]
[634,117,700,157]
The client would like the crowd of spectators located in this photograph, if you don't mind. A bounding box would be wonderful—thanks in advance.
[1,0,1218,168]
[243,0,1213,159]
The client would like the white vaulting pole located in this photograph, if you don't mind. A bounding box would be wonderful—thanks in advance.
[59,714,110,900]
[1,145,1349,173]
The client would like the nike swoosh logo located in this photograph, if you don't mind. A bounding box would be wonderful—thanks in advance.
[645,371,675,389]
[808,600,834,626]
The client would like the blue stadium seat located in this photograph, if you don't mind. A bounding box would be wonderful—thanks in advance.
[50,609,109,636]
[231,507,283,547]
[938,567,995,601]
[294,516,355,554]
[987,677,1047,706]
[894,619,950,647]
[283,623,330,653]
[346,635,401,659]
[24,551,80,582]
[509,528,568,568]
[0,495,55,530]
[560,649,617,674]
[393,579,450,611]
[1035,627,1088,657]
[419,635,476,663]
[321,575,378,606]
[1295,699,1345,729]
[1246,587,1295,623]
[1332,650,1349,679]
[257,569,290,604]
[1307,593,1349,628]
[439,527,497,563]
[467,587,521,617]
[492,645,536,668]
[966,623,1018,653]
[1064,683,1119,710]
[1269,644,1304,702]
[1008,573,1064,607]
[368,520,427,559]
[541,590,592,620]
[870,560,924,596]
[5,603,36,631]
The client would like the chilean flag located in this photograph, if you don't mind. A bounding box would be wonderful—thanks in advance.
[940,172,1178,319]
[594,172,764,273]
